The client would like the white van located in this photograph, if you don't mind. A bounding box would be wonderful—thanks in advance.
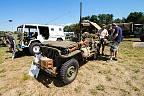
[17,24,65,55]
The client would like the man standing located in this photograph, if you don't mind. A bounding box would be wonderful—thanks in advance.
[97,24,109,55]
[110,23,123,61]
[6,33,16,60]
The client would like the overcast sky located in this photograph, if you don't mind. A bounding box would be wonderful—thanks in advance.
[0,0,144,31]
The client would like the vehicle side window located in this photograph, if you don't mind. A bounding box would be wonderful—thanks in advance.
[59,28,62,31]
[38,26,49,39]
[51,28,54,31]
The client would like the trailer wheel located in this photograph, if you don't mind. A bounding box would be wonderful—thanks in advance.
[60,59,79,85]
[57,38,63,41]
[29,42,41,55]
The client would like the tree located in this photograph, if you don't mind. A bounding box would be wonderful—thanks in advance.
[114,18,122,23]
[90,15,98,23]
[127,12,144,24]
[64,24,80,33]
[98,14,113,25]
[114,17,126,23]
[82,16,91,21]
[64,25,73,32]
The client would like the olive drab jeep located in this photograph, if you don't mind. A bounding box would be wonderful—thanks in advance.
[31,35,99,85]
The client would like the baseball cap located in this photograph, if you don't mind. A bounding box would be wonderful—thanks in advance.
[112,23,117,26]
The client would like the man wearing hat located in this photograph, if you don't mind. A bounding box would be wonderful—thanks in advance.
[97,24,109,55]
[109,23,123,61]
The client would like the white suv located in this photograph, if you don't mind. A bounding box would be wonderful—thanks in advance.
[17,24,65,55]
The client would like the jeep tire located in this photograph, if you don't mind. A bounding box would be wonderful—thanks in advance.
[60,59,79,85]
[29,42,41,55]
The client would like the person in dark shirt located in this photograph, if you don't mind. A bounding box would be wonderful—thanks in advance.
[109,23,123,61]
[6,33,15,50]
[6,33,16,59]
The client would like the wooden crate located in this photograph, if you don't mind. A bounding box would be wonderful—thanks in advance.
[40,57,53,69]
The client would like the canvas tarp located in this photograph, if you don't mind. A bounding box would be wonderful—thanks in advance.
[89,21,101,30]
[82,20,101,30]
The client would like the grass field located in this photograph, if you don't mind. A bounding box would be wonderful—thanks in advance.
[0,38,144,96]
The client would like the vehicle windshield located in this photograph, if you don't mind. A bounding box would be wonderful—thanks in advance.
[17,25,23,33]
[17,25,38,46]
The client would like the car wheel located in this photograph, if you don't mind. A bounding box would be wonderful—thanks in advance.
[60,59,79,85]
[29,42,41,55]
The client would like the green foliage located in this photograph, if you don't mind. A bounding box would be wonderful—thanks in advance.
[64,23,80,32]
[90,15,98,23]
[82,16,91,21]
[64,25,73,32]
[74,86,81,93]
[96,84,105,91]
[114,17,127,23]
[81,14,113,25]
[0,32,6,37]
[127,12,144,24]
[98,14,113,25]
[82,15,98,23]
[21,73,30,81]
[0,69,6,74]
[105,75,112,81]
[89,88,97,95]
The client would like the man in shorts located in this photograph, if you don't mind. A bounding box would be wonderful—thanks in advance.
[110,23,123,61]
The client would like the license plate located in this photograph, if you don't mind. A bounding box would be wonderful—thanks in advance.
[29,64,40,78]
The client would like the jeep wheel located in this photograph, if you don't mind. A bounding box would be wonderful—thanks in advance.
[60,59,79,85]
[29,42,41,55]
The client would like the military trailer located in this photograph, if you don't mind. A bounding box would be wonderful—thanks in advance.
[108,23,144,38]
[31,38,98,84]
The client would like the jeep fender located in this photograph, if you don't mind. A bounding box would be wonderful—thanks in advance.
[28,39,41,47]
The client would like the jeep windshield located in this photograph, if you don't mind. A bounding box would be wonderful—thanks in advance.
[17,25,38,46]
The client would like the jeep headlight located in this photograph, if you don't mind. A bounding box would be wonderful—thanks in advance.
[33,54,42,64]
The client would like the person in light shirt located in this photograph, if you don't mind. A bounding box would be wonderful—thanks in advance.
[97,24,109,55]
